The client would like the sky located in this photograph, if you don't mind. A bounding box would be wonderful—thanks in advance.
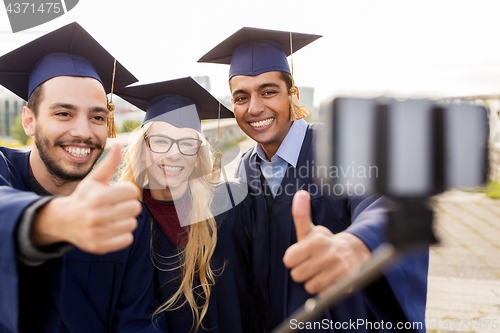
[1,0,500,106]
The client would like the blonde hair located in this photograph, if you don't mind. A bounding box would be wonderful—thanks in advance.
[119,123,218,332]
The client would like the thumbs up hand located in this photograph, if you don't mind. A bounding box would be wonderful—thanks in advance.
[283,191,371,295]
[32,144,142,254]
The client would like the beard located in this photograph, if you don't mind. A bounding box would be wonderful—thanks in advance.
[35,127,104,182]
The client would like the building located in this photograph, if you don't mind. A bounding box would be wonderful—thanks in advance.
[297,86,317,122]
[218,95,233,112]
[193,76,211,92]
[111,96,145,131]
[0,87,25,138]
[297,86,314,109]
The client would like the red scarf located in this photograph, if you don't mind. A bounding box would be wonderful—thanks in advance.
[143,189,190,247]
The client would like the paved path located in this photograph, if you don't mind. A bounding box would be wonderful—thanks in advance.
[223,136,255,178]
[426,190,500,332]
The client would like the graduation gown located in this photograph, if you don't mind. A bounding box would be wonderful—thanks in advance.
[0,147,161,333]
[238,124,429,332]
[149,183,259,333]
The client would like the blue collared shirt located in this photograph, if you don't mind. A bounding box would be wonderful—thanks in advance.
[250,119,308,197]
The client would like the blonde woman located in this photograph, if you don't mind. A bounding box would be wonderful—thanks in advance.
[116,78,258,333]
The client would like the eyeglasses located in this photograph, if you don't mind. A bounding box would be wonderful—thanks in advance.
[145,135,202,156]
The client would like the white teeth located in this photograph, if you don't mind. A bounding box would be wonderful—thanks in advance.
[160,165,183,172]
[250,118,274,128]
[64,147,91,158]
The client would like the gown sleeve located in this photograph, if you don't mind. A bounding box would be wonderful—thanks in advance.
[0,151,65,332]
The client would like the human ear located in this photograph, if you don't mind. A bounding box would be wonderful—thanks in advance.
[22,106,35,137]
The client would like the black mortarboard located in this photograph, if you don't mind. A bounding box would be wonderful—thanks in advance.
[0,22,137,101]
[115,77,233,132]
[198,27,321,79]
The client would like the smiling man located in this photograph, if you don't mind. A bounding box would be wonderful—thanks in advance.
[0,23,163,332]
[200,27,429,332]
[231,71,293,160]
[27,74,107,190]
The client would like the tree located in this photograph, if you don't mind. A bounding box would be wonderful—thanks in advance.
[121,120,141,133]
[11,113,29,145]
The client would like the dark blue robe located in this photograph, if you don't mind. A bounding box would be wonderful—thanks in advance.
[149,183,259,333]
[0,147,163,332]
[238,124,429,332]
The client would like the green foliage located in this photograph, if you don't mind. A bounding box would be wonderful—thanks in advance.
[484,182,500,199]
[0,138,25,148]
[10,113,29,145]
[121,120,141,133]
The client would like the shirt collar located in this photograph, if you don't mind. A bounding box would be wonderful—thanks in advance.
[250,118,308,168]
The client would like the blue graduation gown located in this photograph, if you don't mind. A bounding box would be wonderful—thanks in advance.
[0,147,162,332]
[239,124,429,332]
[149,183,259,333]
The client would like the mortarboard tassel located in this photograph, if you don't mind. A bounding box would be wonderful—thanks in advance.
[107,103,116,138]
[212,151,222,181]
[211,103,222,181]
[289,32,309,121]
[107,58,117,138]
[289,86,309,121]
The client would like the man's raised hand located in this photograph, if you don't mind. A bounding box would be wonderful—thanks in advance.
[283,190,371,294]
[32,144,142,254]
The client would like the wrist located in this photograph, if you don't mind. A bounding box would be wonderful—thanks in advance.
[337,232,371,265]
[31,197,68,247]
